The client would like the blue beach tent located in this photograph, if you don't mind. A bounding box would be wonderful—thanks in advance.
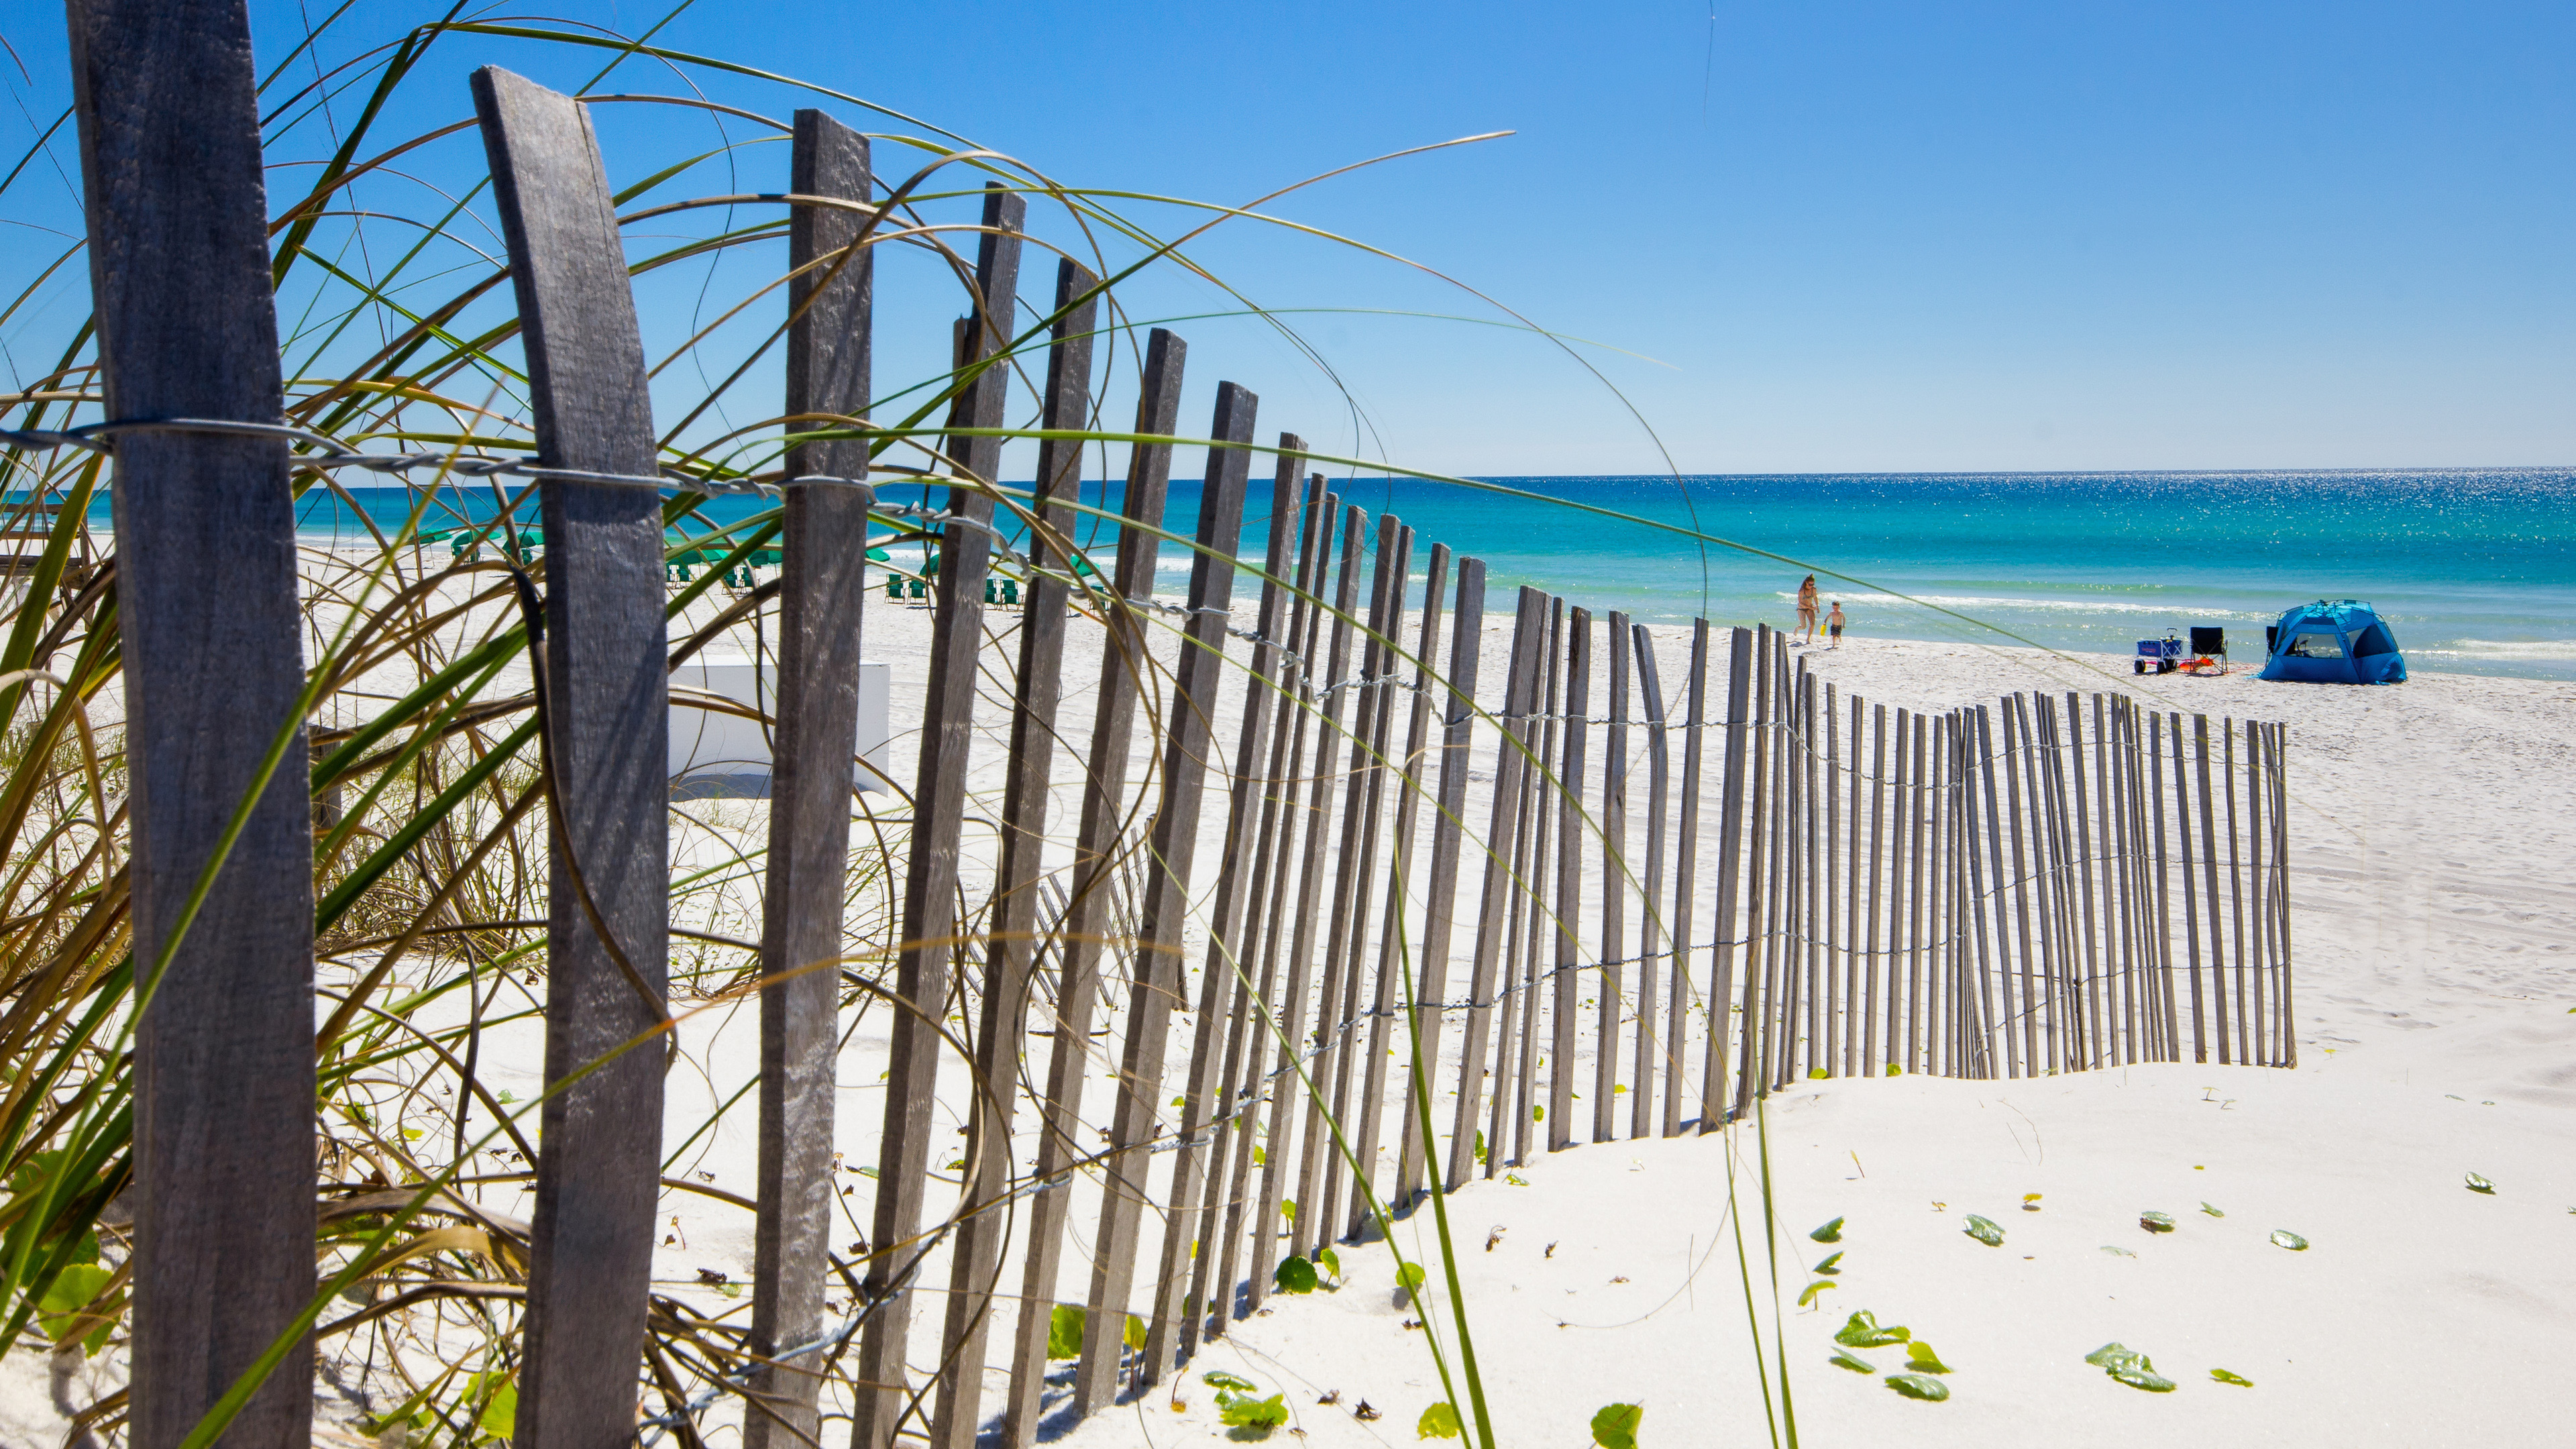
[2258,599,2406,684]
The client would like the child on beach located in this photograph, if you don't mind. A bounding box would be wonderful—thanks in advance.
[1829,600,1845,648]
[1796,574,1819,643]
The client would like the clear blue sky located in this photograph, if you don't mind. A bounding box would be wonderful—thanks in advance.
[5,1,2570,475]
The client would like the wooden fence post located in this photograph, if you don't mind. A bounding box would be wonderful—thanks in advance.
[1247,498,1360,1305]
[1114,383,1257,1389]
[1630,625,1670,1135]
[68,3,317,1440]
[1209,464,1328,1328]
[474,67,676,1448]
[1445,587,1545,1189]
[852,181,1023,1449]
[1665,621,1708,1129]
[1699,628,1753,1127]
[999,338,1190,1440]
[1599,614,1631,1140]
[1346,541,1452,1222]
[1138,384,1277,1371]
[1393,558,1485,1201]
[928,256,1099,1449]
[1303,517,1409,1235]
[1549,610,1591,1149]
[747,108,874,1449]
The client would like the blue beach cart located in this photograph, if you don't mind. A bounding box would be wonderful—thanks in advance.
[2133,633,2182,675]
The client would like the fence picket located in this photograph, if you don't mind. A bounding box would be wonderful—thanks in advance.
[1446,587,1546,1188]
[1550,610,1592,1148]
[921,254,1099,1444]
[1212,472,1332,1326]
[1000,328,1183,1442]
[1700,629,1756,1127]
[1394,559,1487,1202]
[1189,449,1320,1343]
[749,108,875,1449]
[1600,614,1631,1138]
[1666,621,1709,1127]
[74,4,319,1438]
[1248,500,1363,1300]
[471,68,676,1446]
[1085,381,1256,1399]
[1349,541,1452,1222]
[1313,519,1411,1244]
[851,182,1024,1448]
[1630,624,1671,1132]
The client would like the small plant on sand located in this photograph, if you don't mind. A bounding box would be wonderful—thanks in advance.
[1809,1216,1844,1243]
[1589,1401,1644,1447]
[1962,1214,2004,1246]
[2210,1368,2255,1387]
[2465,1171,2497,1194]
[1417,1401,1464,1439]
[1205,1373,1290,1435]
[2269,1229,2309,1250]
[1833,1309,1911,1348]
[1273,1256,1320,1295]
[2086,1342,2178,1393]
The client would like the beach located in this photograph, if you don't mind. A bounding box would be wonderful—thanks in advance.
[3,555,2569,1447]
[1026,627,2576,1448]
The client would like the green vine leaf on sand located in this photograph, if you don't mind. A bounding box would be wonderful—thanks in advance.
[2269,1230,2308,1251]
[2211,1368,2255,1387]
[1398,1263,1427,1292]
[2088,1343,2178,1391]
[1885,1373,1950,1401]
[1797,1279,1838,1307]
[2139,1211,2176,1234]
[1590,1402,1644,1449]
[1204,1371,1258,1393]
[2111,1366,2178,1392]
[1125,1313,1148,1351]
[1809,1067,1829,1079]
[1963,1214,2004,1246]
[1833,1310,1912,1348]
[1046,1305,1085,1360]
[2465,1172,2496,1195]
[1220,1391,1290,1432]
[1273,1256,1319,1295]
[1809,1216,1845,1243]
[1281,1199,1297,1221]
[1813,1251,1844,1276]
[1417,1401,1463,1439]
[1473,1130,1488,1164]
[1907,1342,1953,1374]
[2200,1202,2226,1217]
[1886,1063,1904,1075]
[1830,1350,1876,1374]
[2100,1245,2136,1257]
[1316,1247,1341,1282]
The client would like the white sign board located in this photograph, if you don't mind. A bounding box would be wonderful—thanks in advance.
[670,652,891,794]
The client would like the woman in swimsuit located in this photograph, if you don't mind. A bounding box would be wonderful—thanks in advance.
[1796,574,1819,643]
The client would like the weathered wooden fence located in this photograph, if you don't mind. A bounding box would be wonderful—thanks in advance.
[58,11,2296,1445]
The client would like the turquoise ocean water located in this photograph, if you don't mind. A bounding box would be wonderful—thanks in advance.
[278,469,2576,682]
